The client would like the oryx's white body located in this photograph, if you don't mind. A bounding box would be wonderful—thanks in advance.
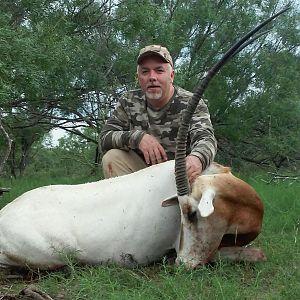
[0,160,180,269]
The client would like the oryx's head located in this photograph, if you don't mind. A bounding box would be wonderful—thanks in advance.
[172,6,290,268]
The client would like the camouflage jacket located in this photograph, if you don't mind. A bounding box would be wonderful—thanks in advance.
[99,86,217,169]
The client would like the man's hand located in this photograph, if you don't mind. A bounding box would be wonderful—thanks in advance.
[186,155,203,185]
[138,134,168,165]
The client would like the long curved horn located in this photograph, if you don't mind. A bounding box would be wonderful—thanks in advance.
[175,5,291,197]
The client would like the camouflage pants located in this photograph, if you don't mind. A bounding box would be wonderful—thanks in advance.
[102,149,147,178]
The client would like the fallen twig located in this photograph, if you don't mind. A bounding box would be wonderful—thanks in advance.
[20,285,53,300]
[263,172,300,184]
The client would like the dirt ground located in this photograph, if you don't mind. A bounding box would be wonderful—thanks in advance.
[0,268,50,300]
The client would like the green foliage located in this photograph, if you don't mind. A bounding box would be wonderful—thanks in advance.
[0,0,299,175]
[26,130,101,177]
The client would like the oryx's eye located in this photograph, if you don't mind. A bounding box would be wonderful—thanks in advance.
[187,210,197,223]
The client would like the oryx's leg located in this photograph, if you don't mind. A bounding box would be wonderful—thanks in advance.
[214,246,267,262]
[212,189,266,263]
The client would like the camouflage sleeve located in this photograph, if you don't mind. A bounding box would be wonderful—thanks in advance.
[99,96,145,152]
[188,99,217,170]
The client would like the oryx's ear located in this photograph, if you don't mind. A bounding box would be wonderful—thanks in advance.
[197,188,216,217]
[161,195,178,207]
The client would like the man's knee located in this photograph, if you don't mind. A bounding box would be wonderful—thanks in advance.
[101,149,147,178]
[102,149,124,178]
[102,149,123,166]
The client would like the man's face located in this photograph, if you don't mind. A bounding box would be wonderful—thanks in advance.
[137,55,174,108]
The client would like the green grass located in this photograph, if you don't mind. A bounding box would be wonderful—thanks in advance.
[0,174,299,299]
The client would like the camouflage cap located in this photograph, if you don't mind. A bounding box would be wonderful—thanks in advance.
[137,45,173,67]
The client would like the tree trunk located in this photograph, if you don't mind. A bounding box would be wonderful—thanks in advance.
[0,117,13,175]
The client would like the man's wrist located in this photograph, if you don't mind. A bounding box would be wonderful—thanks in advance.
[129,130,146,149]
[189,153,205,169]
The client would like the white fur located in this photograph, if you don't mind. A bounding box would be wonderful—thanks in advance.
[0,160,180,269]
